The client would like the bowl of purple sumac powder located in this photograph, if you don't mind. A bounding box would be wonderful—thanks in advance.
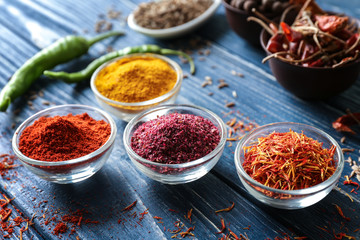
[127,0,221,39]
[123,104,227,184]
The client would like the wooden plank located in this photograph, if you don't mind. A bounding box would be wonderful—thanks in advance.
[0,0,359,239]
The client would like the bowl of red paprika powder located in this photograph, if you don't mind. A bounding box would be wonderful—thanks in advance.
[234,122,344,209]
[12,104,117,184]
[123,104,227,184]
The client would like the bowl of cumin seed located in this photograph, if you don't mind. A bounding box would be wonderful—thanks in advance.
[127,0,221,39]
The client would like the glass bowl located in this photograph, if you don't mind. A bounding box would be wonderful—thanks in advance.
[90,53,183,122]
[12,104,117,184]
[123,104,227,184]
[234,122,344,209]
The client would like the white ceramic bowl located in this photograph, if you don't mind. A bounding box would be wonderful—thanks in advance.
[91,53,183,122]
[123,104,227,184]
[234,122,344,209]
[127,0,221,39]
[12,104,117,184]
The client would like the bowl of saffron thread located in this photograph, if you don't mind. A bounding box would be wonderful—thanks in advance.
[234,122,344,209]
[12,104,117,184]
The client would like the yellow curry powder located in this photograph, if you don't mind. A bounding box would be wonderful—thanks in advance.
[95,56,177,103]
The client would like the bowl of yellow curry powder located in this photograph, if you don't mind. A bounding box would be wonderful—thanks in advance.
[91,53,182,121]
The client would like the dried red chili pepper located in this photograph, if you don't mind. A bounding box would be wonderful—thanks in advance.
[346,33,360,53]
[315,15,348,34]
[308,58,325,67]
[267,33,287,53]
[301,43,319,60]
[280,22,303,42]
[332,113,360,134]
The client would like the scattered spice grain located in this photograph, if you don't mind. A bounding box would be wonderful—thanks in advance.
[186,209,193,223]
[215,202,235,213]
[218,82,229,89]
[122,200,137,212]
[42,101,50,106]
[232,91,238,98]
[216,218,226,234]
[225,102,235,108]
[333,204,350,221]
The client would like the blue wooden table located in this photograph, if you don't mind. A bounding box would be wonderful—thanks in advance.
[0,0,359,239]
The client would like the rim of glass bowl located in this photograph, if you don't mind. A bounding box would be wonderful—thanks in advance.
[12,104,117,166]
[234,122,344,196]
[123,104,227,169]
[90,53,183,107]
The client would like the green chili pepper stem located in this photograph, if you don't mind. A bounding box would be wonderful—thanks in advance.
[160,49,195,75]
[87,31,124,46]
[44,45,195,84]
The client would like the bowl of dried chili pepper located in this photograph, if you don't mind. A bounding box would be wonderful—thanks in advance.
[259,3,360,99]
[123,104,227,184]
[222,0,294,45]
[234,122,344,209]
[12,104,117,184]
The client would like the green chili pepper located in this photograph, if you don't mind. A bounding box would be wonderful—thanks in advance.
[0,31,124,112]
[43,44,195,84]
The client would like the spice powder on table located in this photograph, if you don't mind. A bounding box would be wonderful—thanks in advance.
[131,113,220,164]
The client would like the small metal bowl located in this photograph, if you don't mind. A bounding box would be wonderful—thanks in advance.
[234,122,344,209]
[12,104,117,184]
[91,53,183,122]
[123,104,227,184]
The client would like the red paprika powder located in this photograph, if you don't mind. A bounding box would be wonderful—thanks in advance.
[19,113,111,162]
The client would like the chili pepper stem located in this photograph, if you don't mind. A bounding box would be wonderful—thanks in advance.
[160,49,195,74]
[87,31,124,46]
[44,45,196,83]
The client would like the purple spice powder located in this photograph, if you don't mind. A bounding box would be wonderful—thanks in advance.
[131,113,220,164]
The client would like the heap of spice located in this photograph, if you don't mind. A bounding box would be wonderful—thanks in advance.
[133,0,213,29]
[242,129,336,190]
[95,56,177,103]
[131,113,220,164]
[19,113,111,161]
